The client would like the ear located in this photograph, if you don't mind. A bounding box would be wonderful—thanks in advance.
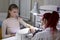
[45,19,47,24]
[9,10,11,14]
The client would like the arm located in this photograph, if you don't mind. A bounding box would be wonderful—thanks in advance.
[2,21,11,38]
[18,17,34,28]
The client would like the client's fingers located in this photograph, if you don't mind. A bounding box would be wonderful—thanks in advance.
[30,28,36,33]
[10,33,15,37]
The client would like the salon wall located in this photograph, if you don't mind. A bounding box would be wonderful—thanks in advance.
[0,13,7,21]
[0,0,9,12]
[20,0,44,20]
[20,0,31,20]
[44,0,60,6]
[9,0,19,7]
[31,0,44,9]
[0,0,9,21]
[0,0,60,21]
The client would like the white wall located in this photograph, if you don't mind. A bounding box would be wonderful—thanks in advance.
[0,0,9,12]
[0,0,60,21]
[44,0,60,6]
[20,0,44,20]
[0,13,7,21]
[10,0,19,7]
[32,0,44,9]
[20,0,31,20]
[0,0,9,21]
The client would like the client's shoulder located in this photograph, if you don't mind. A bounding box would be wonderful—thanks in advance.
[2,18,10,23]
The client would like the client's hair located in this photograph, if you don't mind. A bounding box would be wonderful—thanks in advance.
[7,4,18,18]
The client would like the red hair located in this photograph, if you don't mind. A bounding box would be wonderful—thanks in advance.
[42,13,52,21]
[46,11,59,31]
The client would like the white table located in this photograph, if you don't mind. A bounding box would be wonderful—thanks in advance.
[2,27,39,40]
[2,28,32,40]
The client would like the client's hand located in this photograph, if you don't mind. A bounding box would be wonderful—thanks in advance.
[11,34,15,36]
[9,33,15,37]
[30,27,36,33]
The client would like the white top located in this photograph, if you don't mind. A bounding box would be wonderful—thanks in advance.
[31,27,60,40]
[2,18,28,38]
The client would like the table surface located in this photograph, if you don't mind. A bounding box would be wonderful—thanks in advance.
[2,27,39,40]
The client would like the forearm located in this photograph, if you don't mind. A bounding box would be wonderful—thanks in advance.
[26,23,34,28]
[2,34,12,38]
[18,18,34,28]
